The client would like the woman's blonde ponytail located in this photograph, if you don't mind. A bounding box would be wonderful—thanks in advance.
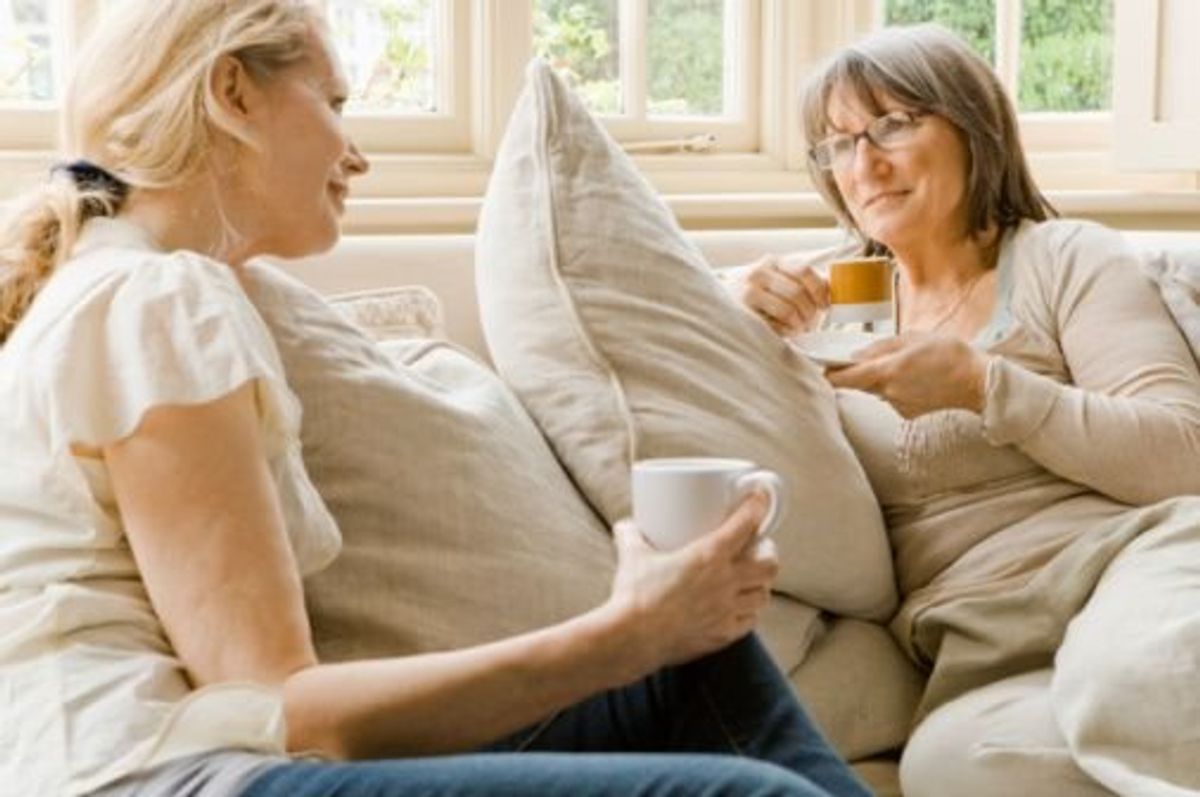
[0,167,127,344]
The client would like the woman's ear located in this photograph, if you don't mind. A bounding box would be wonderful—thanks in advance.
[208,54,266,149]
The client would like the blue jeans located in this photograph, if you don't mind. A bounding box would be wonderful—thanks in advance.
[241,634,871,796]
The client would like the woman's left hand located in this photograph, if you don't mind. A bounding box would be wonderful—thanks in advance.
[825,333,990,419]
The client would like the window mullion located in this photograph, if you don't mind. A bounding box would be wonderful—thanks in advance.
[723,0,753,122]
[65,0,101,53]
[622,0,647,121]
[839,0,876,43]
[759,0,810,171]
[995,0,1022,95]
[722,0,738,118]
[435,0,457,118]
[58,0,96,103]
[473,0,528,159]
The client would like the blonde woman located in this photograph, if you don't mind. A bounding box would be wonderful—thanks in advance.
[736,23,1200,797]
[0,2,870,796]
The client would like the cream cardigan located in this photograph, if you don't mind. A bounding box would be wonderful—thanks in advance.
[836,219,1200,717]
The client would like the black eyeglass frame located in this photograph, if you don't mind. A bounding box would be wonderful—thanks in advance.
[807,110,930,172]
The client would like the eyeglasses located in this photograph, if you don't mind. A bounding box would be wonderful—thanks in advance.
[809,110,928,172]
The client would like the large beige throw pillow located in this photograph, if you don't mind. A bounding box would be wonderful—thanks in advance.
[476,61,896,619]
[243,262,615,661]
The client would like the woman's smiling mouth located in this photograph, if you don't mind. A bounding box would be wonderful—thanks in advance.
[862,190,908,210]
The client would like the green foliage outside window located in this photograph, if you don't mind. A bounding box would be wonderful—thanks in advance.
[331,0,435,112]
[1,0,53,103]
[884,0,1112,112]
[1018,0,1112,112]
[0,0,1115,115]
[647,0,725,116]
[885,0,995,62]
[0,33,51,102]
[534,0,621,113]
[534,0,727,117]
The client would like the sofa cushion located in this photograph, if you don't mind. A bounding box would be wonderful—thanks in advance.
[242,263,615,660]
[328,284,444,342]
[475,60,896,619]
[789,616,924,762]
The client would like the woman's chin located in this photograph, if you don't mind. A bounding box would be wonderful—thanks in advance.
[859,211,924,252]
[860,223,903,252]
[265,226,340,261]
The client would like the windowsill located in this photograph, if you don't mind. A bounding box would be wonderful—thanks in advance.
[3,148,1198,234]
[9,146,1190,198]
[337,189,1200,235]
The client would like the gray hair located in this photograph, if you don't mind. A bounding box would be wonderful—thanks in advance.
[801,23,1056,255]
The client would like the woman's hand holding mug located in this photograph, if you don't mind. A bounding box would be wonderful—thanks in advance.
[734,254,831,337]
[604,458,784,676]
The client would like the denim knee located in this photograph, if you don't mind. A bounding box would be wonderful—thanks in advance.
[699,756,830,797]
[241,754,833,797]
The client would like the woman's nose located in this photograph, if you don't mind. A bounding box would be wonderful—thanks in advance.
[851,135,888,179]
[345,140,370,176]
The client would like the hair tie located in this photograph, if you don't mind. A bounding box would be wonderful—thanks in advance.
[52,159,130,201]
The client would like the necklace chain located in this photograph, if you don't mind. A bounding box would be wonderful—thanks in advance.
[898,269,988,334]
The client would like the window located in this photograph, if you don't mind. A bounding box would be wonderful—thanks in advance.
[881,0,1113,113]
[323,0,472,153]
[534,0,622,114]
[0,0,1193,234]
[1112,0,1200,171]
[0,0,57,104]
[876,0,1132,190]
[328,0,439,114]
[1,0,83,150]
[532,0,757,151]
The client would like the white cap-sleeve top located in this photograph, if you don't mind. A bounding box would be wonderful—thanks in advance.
[0,218,341,795]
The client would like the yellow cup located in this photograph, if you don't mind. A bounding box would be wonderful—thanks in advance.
[827,256,893,325]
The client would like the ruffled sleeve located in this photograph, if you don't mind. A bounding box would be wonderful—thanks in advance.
[38,251,301,455]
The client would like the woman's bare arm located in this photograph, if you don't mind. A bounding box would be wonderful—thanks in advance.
[105,382,775,760]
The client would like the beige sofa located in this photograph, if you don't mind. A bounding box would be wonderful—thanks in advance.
[272,226,1200,797]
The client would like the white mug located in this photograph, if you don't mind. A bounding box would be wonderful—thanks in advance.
[631,457,785,551]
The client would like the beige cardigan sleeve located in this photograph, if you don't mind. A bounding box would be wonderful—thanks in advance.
[981,223,1200,504]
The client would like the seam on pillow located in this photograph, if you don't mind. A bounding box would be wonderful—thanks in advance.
[533,66,641,474]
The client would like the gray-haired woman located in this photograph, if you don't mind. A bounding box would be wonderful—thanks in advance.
[735,23,1200,797]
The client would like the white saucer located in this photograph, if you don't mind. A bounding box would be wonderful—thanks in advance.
[790,330,890,367]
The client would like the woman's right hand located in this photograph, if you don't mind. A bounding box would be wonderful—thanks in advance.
[605,494,779,676]
[732,254,831,337]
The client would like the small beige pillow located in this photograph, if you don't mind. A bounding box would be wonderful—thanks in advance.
[243,263,615,660]
[476,61,896,619]
[328,284,444,342]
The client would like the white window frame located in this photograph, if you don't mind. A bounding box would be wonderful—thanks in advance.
[866,0,1194,198]
[350,0,761,157]
[592,0,759,152]
[327,0,474,153]
[1,0,1197,235]
[0,0,99,148]
[345,0,779,205]
[868,0,1115,162]
[987,0,1110,156]
[1112,0,1200,172]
